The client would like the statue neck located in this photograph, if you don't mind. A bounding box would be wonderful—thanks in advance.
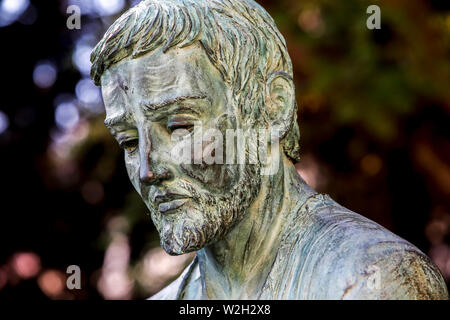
[196,156,314,299]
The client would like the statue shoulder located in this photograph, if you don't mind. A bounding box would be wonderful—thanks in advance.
[339,247,449,299]
[267,194,448,299]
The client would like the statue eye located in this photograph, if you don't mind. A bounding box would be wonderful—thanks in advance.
[168,123,194,132]
[167,119,194,133]
[120,139,138,153]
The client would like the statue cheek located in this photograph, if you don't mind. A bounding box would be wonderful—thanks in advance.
[180,162,234,190]
[177,122,237,190]
[125,155,140,191]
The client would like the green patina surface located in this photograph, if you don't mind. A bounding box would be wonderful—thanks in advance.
[91,0,448,300]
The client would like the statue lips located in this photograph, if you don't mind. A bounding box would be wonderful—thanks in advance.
[152,191,191,214]
[158,198,189,213]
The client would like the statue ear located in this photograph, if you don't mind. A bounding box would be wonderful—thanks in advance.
[266,71,295,140]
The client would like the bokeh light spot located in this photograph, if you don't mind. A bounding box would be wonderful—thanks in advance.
[55,101,79,130]
[94,0,125,16]
[38,269,66,298]
[0,0,29,27]
[33,61,57,89]
[0,110,9,134]
[11,252,41,279]
[361,154,383,176]
[72,44,93,76]
[76,78,101,105]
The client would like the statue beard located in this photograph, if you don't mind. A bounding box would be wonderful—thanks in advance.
[150,162,261,256]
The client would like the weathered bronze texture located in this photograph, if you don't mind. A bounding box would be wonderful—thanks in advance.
[91,0,448,299]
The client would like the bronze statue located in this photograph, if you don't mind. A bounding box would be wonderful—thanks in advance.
[91,0,448,299]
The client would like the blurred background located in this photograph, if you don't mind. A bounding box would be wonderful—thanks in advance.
[0,0,449,300]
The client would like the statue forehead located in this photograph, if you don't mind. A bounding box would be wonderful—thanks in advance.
[100,43,224,117]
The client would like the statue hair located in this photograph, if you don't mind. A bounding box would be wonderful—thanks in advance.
[90,0,300,161]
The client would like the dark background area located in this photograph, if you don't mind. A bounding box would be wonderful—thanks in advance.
[0,0,449,299]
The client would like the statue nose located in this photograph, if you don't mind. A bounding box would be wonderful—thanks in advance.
[139,150,171,185]
[137,128,171,185]
[139,139,157,184]
[139,165,171,185]
[140,166,155,184]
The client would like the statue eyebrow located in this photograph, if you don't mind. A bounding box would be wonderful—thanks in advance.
[104,113,133,129]
[139,95,207,111]
[104,95,208,129]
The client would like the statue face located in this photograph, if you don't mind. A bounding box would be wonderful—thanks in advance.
[101,43,260,255]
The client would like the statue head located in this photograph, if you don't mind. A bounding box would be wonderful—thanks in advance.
[91,0,300,255]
